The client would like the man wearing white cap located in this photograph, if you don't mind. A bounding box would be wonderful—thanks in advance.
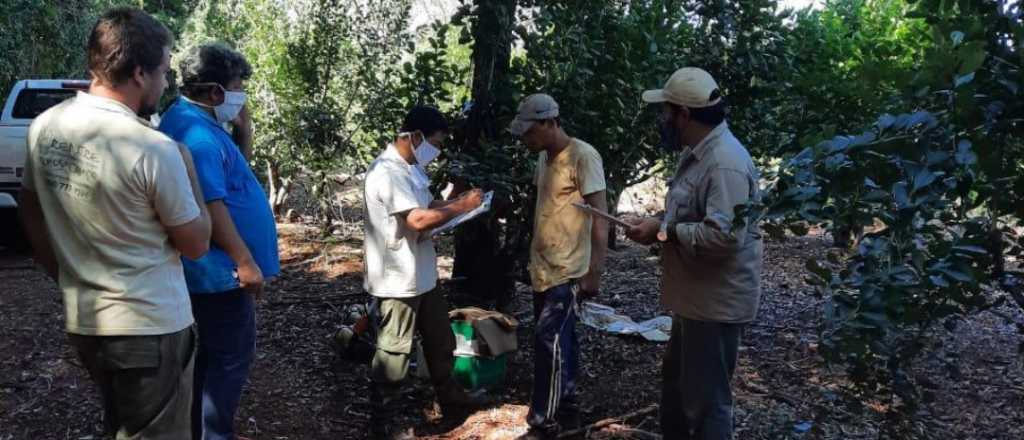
[510,93,608,439]
[625,67,763,439]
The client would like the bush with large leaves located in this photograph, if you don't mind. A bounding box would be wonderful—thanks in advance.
[742,0,1023,431]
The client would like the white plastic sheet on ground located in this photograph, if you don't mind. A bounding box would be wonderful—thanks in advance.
[577,302,673,342]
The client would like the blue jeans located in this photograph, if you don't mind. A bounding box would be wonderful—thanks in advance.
[190,289,256,440]
[527,281,580,431]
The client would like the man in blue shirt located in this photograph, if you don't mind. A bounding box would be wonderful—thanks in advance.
[159,42,279,440]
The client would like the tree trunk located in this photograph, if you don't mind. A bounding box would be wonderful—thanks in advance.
[267,161,284,217]
[606,189,621,251]
[451,0,518,308]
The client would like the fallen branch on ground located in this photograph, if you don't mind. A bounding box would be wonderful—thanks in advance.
[558,404,659,439]
[281,253,352,270]
[598,424,661,440]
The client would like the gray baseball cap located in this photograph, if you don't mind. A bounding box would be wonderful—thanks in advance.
[509,93,560,136]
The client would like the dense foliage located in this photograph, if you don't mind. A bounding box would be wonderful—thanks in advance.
[4,0,1021,433]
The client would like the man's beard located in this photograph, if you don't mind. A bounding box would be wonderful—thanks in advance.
[138,102,158,119]
[138,89,160,119]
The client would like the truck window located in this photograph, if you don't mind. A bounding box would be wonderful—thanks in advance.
[12,89,77,119]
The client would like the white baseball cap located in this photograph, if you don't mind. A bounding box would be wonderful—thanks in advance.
[509,93,560,136]
[642,67,722,108]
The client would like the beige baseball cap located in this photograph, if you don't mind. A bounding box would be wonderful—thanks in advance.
[642,67,722,108]
[509,93,560,136]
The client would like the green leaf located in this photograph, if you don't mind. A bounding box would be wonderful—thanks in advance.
[954,72,976,88]
[878,114,896,130]
[806,258,831,281]
[912,168,938,192]
[957,41,987,75]
[955,140,977,165]
[860,312,890,329]
[782,186,820,202]
[824,153,848,171]
[998,79,1019,95]
[950,31,965,46]
[893,182,910,209]
[790,223,810,236]
[951,245,987,256]
[940,268,973,283]
[863,189,890,202]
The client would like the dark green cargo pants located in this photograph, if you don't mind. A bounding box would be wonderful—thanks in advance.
[68,325,196,440]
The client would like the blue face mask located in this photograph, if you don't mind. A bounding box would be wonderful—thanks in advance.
[658,113,682,152]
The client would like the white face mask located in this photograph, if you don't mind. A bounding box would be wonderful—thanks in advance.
[186,83,247,123]
[398,131,442,166]
[415,138,441,166]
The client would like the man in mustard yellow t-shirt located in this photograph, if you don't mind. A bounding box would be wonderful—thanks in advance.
[510,94,608,438]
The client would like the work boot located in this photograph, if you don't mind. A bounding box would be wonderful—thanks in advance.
[435,378,490,408]
[370,382,413,440]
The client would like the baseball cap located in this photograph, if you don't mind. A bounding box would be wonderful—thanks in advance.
[642,67,722,108]
[509,93,560,136]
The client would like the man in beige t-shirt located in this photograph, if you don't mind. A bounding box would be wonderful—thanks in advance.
[18,8,211,439]
[510,93,608,438]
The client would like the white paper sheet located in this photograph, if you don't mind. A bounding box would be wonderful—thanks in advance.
[431,191,494,237]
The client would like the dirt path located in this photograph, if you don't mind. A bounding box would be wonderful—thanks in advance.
[2,227,1023,439]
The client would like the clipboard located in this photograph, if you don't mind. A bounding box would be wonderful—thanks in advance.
[572,202,634,228]
[430,191,494,237]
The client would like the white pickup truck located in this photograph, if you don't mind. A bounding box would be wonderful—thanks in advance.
[0,79,89,249]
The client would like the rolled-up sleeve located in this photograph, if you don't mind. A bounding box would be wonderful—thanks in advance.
[675,167,751,258]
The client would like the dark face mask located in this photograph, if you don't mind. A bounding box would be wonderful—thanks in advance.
[658,113,682,152]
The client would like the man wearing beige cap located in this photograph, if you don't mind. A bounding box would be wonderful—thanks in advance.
[510,93,608,439]
[625,67,763,439]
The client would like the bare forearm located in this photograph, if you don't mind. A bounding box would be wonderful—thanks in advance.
[405,204,468,232]
[591,222,608,270]
[18,191,58,280]
[429,199,455,209]
[585,192,609,272]
[208,201,254,265]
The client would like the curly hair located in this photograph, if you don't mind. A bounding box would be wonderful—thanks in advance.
[178,42,252,91]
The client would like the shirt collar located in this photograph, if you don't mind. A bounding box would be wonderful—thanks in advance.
[383,144,416,166]
[75,91,153,127]
[690,122,729,162]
